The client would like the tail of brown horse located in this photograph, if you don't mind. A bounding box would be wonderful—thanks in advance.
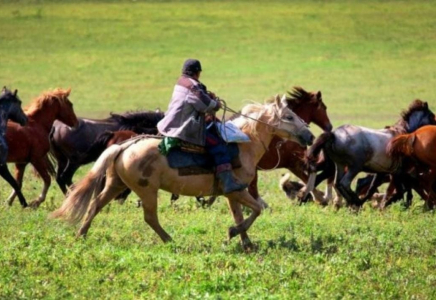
[50,144,124,224]
[387,133,416,160]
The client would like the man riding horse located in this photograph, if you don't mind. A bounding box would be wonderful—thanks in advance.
[157,59,247,194]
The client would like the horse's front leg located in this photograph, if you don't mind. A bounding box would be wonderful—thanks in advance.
[0,164,28,208]
[226,190,262,249]
[6,163,27,206]
[248,170,268,209]
[225,200,252,250]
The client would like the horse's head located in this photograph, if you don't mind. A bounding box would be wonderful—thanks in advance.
[0,87,28,126]
[284,87,333,132]
[270,95,315,146]
[402,99,436,132]
[55,88,79,128]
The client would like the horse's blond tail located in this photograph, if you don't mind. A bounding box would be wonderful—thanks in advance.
[50,144,124,224]
[387,133,416,159]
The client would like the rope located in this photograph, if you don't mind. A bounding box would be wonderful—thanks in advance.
[256,140,285,171]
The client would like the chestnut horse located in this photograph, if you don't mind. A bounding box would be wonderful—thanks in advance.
[206,87,332,207]
[51,96,314,249]
[387,125,436,209]
[6,88,78,208]
[0,87,28,207]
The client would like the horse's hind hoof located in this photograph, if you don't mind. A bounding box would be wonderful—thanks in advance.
[228,226,239,240]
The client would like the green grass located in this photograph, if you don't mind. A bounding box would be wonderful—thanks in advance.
[1,0,436,298]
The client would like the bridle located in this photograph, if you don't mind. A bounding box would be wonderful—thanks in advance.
[217,98,309,171]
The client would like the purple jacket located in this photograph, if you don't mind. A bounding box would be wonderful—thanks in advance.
[157,75,219,146]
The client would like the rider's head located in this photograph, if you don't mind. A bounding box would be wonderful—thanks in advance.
[182,59,202,79]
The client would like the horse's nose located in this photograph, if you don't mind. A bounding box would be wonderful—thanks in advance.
[324,123,333,132]
[308,133,315,145]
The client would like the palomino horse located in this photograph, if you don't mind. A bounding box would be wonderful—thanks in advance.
[51,96,315,249]
[50,110,164,194]
[206,86,332,207]
[306,99,436,208]
[387,125,436,209]
[6,88,78,208]
[0,87,28,207]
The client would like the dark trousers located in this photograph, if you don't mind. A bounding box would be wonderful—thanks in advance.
[205,125,231,166]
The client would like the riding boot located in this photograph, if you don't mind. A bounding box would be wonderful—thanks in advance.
[216,163,247,194]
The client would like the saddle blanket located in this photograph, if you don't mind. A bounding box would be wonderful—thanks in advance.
[167,143,241,176]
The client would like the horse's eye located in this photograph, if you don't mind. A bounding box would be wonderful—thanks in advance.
[286,116,294,121]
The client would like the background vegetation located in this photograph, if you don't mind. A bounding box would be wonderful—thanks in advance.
[1,0,436,298]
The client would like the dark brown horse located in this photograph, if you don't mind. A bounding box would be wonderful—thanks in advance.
[50,110,164,194]
[6,88,78,208]
[206,86,332,207]
[387,125,436,209]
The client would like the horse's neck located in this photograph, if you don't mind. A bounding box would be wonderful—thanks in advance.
[27,109,58,132]
[240,126,274,165]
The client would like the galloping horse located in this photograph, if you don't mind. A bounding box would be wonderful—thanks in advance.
[6,88,78,208]
[50,110,164,194]
[387,125,436,209]
[51,96,315,249]
[306,99,436,208]
[0,87,28,207]
[206,86,332,207]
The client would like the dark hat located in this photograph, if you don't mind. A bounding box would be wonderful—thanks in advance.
[182,59,202,75]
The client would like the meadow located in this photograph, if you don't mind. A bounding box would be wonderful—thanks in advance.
[1,0,436,298]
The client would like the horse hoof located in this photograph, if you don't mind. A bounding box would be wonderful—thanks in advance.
[242,239,255,252]
[228,226,239,240]
[29,201,41,209]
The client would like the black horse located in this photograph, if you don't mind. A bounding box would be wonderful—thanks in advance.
[0,87,28,207]
[49,110,164,194]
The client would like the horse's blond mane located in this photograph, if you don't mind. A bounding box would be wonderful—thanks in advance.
[231,101,278,139]
[25,88,71,115]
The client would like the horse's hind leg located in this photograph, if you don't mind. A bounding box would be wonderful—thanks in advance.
[0,164,28,208]
[6,163,27,206]
[28,158,52,208]
[337,166,364,208]
[136,187,172,242]
[77,175,127,237]
[62,162,80,191]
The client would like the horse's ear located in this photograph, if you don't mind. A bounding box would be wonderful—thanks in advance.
[13,89,18,97]
[65,88,71,97]
[280,94,288,107]
[274,94,281,107]
[316,91,322,100]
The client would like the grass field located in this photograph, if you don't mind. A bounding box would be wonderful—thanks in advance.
[1,0,436,298]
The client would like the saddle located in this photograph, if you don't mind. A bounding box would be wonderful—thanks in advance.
[159,138,241,176]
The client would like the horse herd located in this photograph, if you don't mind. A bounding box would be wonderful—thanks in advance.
[1,86,435,249]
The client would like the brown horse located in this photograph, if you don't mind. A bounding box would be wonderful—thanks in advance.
[51,96,314,249]
[387,125,436,209]
[6,88,78,208]
[207,86,332,207]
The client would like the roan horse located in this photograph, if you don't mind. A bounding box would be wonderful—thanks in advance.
[387,125,436,209]
[0,87,28,207]
[51,96,315,249]
[6,88,78,208]
[306,99,436,208]
[205,86,332,207]
[49,110,164,194]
